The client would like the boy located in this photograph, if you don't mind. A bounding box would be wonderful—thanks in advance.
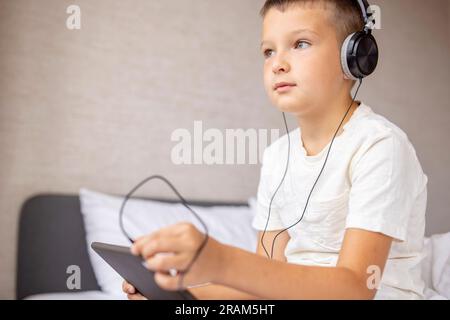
[124,0,428,299]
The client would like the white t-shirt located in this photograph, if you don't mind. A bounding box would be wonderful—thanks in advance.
[251,102,428,300]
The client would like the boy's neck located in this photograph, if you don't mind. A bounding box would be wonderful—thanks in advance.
[296,95,360,157]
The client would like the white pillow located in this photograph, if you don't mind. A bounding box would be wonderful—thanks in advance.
[79,188,258,296]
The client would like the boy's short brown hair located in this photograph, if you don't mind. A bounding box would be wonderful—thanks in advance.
[260,0,364,43]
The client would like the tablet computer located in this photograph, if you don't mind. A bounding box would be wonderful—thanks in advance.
[91,242,197,300]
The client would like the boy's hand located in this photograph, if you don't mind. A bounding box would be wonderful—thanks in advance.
[122,280,147,300]
[130,222,228,291]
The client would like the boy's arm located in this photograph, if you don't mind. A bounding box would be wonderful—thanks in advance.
[216,228,392,300]
[188,230,290,300]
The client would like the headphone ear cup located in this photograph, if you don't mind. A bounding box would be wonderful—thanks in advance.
[341,31,379,80]
[341,33,358,80]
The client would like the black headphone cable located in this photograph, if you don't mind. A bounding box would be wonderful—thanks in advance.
[261,79,363,259]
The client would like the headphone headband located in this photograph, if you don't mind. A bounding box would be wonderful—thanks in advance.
[354,0,374,32]
[355,0,369,24]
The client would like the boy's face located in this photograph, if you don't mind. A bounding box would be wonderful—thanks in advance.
[261,4,348,116]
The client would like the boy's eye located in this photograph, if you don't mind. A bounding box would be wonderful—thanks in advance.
[295,40,311,50]
[263,49,274,59]
[262,40,310,59]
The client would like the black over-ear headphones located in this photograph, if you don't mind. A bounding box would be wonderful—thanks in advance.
[341,0,379,80]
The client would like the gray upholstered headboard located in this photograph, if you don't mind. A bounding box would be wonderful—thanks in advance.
[16,193,247,299]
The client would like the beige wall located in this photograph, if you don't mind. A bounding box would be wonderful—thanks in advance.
[0,0,449,299]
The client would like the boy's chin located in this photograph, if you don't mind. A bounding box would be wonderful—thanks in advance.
[274,100,306,114]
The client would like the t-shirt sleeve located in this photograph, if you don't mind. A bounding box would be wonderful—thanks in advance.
[251,147,285,231]
[345,133,422,242]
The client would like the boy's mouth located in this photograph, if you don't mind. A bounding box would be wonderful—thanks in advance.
[274,82,297,92]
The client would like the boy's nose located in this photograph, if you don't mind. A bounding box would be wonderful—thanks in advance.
[272,57,290,74]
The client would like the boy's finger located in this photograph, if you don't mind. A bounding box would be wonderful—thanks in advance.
[122,280,128,292]
[131,233,159,255]
[146,252,187,272]
[127,293,147,300]
[131,225,183,255]
[140,237,183,259]
[122,280,135,294]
